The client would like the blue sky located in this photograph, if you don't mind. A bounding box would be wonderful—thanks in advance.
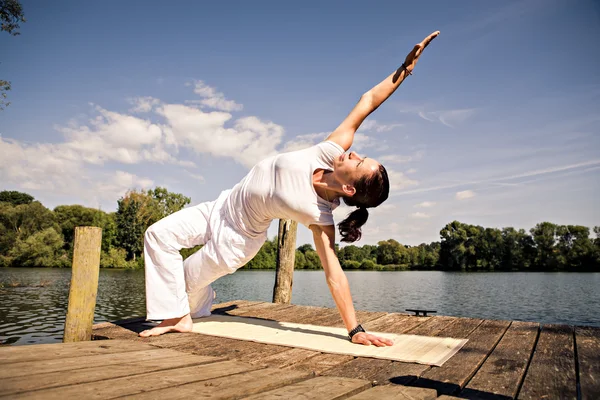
[1,0,599,246]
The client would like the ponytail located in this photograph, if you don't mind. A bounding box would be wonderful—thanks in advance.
[338,207,369,243]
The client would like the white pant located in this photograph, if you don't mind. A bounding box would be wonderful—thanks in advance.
[144,190,268,320]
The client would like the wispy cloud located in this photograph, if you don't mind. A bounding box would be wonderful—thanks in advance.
[456,190,476,200]
[360,119,403,133]
[186,80,243,112]
[380,150,424,164]
[411,212,431,218]
[418,108,476,128]
[414,201,436,208]
[397,160,600,196]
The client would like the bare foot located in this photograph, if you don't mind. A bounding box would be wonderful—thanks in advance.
[139,313,193,337]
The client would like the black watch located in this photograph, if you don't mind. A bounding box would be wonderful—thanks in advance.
[348,324,365,340]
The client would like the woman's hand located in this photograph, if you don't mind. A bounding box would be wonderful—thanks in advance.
[351,331,394,347]
[403,31,440,73]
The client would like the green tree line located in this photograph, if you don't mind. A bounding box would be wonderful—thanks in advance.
[1,190,599,271]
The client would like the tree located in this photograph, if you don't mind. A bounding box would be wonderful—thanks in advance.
[1,0,26,110]
[0,190,33,205]
[115,187,190,262]
[116,196,144,261]
[530,222,558,270]
[1,0,24,35]
[9,228,68,267]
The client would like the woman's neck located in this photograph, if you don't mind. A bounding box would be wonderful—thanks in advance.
[313,169,341,202]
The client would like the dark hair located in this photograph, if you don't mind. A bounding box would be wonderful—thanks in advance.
[338,164,389,242]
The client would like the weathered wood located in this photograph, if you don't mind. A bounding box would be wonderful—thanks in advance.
[0,339,155,364]
[244,376,371,400]
[345,384,438,400]
[1,354,223,396]
[418,319,510,396]
[406,316,457,336]
[459,321,539,399]
[254,347,320,368]
[576,326,600,400]
[273,219,297,304]
[321,314,447,383]
[63,226,102,343]
[322,316,481,386]
[125,367,312,399]
[241,304,326,322]
[517,324,577,400]
[288,352,355,375]
[226,301,291,316]
[310,309,389,328]
[11,360,262,400]
[0,348,186,379]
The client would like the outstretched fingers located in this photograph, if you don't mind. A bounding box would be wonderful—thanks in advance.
[420,30,440,49]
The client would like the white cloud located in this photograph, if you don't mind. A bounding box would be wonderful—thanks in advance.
[185,171,205,182]
[418,108,476,128]
[406,168,417,174]
[387,169,419,190]
[410,212,431,218]
[456,190,476,200]
[360,119,403,132]
[93,171,154,204]
[415,201,436,208]
[157,104,283,168]
[380,150,424,164]
[58,106,165,165]
[189,80,243,112]
[282,132,328,152]
[129,96,160,113]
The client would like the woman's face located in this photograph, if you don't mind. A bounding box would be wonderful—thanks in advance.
[333,151,380,187]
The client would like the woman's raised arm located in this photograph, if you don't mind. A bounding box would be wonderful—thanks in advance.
[326,31,440,151]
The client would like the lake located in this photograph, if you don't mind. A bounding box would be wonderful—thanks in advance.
[1,267,599,346]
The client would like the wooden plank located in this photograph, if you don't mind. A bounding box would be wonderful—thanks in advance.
[1,353,223,397]
[322,317,480,386]
[516,324,577,400]
[255,347,320,368]
[244,376,371,400]
[406,316,458,336]
[125,367,312,399]
[150,333,292,365]
[11,360,262,400]
[92,322,146,340]
[345,384,437,399]
[577,326,600,400]
[418,319,511,396]
[227,302,293,316]
[364,313,427,333]
[250,303,331,322]
[459,321,539,399]
[283,309,357,373]
[309,310,388,328]
[0,339,156,364]
[288,352,355,375]
[0,348,187,379]
[211,300,263,313]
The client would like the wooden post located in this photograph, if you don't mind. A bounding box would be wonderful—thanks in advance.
[273,219,297,304]
[63,226,102,342]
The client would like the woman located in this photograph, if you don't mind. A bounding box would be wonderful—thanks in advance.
[140,31,439,346]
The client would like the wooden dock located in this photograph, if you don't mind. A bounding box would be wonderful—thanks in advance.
[1,300,598,399]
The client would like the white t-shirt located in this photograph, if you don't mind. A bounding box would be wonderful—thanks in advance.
[226,141,345,237]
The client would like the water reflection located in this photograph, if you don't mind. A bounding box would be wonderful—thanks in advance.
[0,268,599,346]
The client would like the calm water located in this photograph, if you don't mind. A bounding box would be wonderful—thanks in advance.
[1,268,599,346]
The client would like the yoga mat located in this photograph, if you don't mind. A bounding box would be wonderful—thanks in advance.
[192,314,467,366]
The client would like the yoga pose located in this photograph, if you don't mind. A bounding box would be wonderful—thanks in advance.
[140,31,440,346]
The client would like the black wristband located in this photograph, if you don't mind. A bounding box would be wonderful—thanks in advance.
[348,324,365,340]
